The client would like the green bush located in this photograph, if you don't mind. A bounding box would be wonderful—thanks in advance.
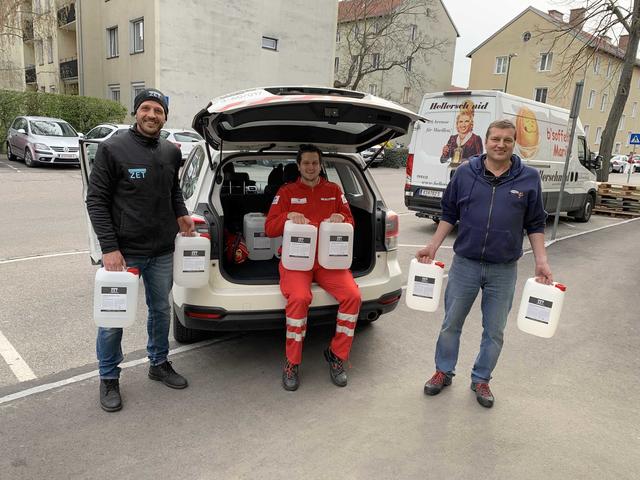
[380,148,409,168]
[0,90,127,152]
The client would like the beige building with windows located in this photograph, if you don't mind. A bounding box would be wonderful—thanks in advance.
[3,0,339,128]
[467,6,640,156]
[334,0,458,114]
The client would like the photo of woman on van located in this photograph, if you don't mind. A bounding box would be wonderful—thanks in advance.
[440,109,483,166]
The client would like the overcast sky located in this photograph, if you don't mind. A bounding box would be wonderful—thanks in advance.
[442,0,583,86]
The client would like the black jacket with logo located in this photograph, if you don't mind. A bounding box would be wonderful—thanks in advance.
[86,126,188,257]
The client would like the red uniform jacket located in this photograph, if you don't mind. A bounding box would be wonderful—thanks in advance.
[265,177,354,238]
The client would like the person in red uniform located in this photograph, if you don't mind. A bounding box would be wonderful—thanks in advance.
[266,144,361,391]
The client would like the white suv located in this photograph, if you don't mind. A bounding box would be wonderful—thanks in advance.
[80,86,421,343]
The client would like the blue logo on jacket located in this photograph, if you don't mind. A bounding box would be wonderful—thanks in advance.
[129,168,146,179]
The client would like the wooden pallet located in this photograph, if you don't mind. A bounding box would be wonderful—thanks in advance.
[593,207,640,218]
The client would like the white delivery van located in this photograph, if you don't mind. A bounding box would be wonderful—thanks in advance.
[405,90,601,223]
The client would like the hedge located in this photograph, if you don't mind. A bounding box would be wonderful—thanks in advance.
[379,148,409,168]
[0,90,127,151]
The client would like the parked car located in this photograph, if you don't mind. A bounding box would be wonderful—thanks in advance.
[160,128,204,164]
[628,154,640,173]
[609,155,628,173]
[78,86,422,343]
[84,123,131,163]
[6,116,82,167]
[361,144,386,167]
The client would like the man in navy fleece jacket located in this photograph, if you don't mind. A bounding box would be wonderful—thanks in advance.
[416,119,553,408]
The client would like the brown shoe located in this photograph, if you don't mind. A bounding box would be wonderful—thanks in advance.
[471,382,494,408]
[423,371,452,396]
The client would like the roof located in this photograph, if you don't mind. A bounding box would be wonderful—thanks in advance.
[466,6,639,66]
[338,0,459,36]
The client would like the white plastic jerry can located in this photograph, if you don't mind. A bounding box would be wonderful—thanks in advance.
[317,220,354,269]
[517,278,566,338]
[281,220,317,271]
[243,212,273,261]
[173,234,211,288]
[405,258,445,312]
[93,267,140,328]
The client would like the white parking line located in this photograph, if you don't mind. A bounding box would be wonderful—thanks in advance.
[0,331,36,382]
[0,250,89,265]
[1,162,20,172]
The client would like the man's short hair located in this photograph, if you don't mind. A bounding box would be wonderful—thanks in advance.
[485,119,517,141]
[296,144,323,164]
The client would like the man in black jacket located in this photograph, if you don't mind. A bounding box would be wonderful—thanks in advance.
[86,88,194,412]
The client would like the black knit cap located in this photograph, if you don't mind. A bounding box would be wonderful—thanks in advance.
[133,88,169,118]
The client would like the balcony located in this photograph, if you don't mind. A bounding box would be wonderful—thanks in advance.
[59,57,78,80]
[25,65,36,84]
[23,19,34,42]
[57,3,76,30]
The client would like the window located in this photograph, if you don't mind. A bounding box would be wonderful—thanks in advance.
[49,85,55,93]
[595,126,602,144]
[130,18,144,53]
[34,0,41,14]
[584,124,590,140]
[495,56,508,74]
[615,142,621,153]
[107,27,118,58]
[619,115,626,131]
[405,57,413,72]
[36,40,43,65]
[108,84,120,103]
[369,84,377,95]
[534,87,548,103]
[587,90,596,109]
[131,82,145,111]
[539,52,552,71]
[39,86,46,92]
[600,93,608,111]
[336,29,340,42]
[372,20,381,34]
[262,36,278,50]
[409,24,417,41]
[606,60,613,78]
[334,57,339,72]
[46,37,53,63]
[633,102,638,118]
[593,56,601,74]
[402,86,410,103]
[372,53,380,68]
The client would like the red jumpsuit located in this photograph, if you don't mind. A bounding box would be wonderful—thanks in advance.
[266,177,362,365]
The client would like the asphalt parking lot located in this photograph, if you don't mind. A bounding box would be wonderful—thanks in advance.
[1,160,639,479]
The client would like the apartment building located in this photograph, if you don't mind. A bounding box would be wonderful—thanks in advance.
[334,0,458,114]
[0,0,78,94]
[467,6,640,155]
[3,0,339,128]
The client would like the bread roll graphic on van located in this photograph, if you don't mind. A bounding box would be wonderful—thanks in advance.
[516,106,540,159]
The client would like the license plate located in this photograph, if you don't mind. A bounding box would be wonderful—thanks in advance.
[419,189,442,198]
[59,153,77,159]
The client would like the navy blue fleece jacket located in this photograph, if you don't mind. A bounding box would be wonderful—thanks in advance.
[441,154,546,264]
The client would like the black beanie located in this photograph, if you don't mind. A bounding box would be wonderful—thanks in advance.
[133,88,168,118]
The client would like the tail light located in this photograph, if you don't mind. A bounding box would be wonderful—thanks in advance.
[384,210,399,251]
[405,153,414,190]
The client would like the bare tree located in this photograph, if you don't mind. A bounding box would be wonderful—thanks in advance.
[539,1,640,180]
[334,0,449,93]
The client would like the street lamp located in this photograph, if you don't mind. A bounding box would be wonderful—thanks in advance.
[504,53,517,93]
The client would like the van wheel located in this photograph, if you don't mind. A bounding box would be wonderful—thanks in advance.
[173,310,202,343]
[572,193,594,223]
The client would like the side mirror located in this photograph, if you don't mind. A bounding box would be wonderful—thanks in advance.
[589,153,603,171]
[78,132,85,138]
[17,128,26,134]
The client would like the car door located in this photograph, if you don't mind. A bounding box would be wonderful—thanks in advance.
[11,118,28,156]
[78,138,104,265]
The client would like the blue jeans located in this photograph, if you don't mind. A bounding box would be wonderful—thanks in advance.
[97,252,173,379]
[434,255,517,384]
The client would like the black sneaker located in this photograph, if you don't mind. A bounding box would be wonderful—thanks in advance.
[282,360,300,391]
[323,348,347,387]
[471,382,494,408]
[148,361,188,389]
[424,371,453,396]
[100,379,122,412]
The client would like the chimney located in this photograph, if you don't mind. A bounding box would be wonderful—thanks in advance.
[548,10,564,22]
[569,8,586,28]
[619,34,630,52]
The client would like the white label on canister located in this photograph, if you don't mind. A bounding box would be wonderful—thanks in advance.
[100,286,128,312]
[253,232,271,250]
[525,296,553,324]
[182,250,206,272]
[328,235,349,257]
[289,236,311,258]
[412,276,435,298]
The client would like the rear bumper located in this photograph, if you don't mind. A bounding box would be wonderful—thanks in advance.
[404,187,443,218]
[174,289,402,332]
